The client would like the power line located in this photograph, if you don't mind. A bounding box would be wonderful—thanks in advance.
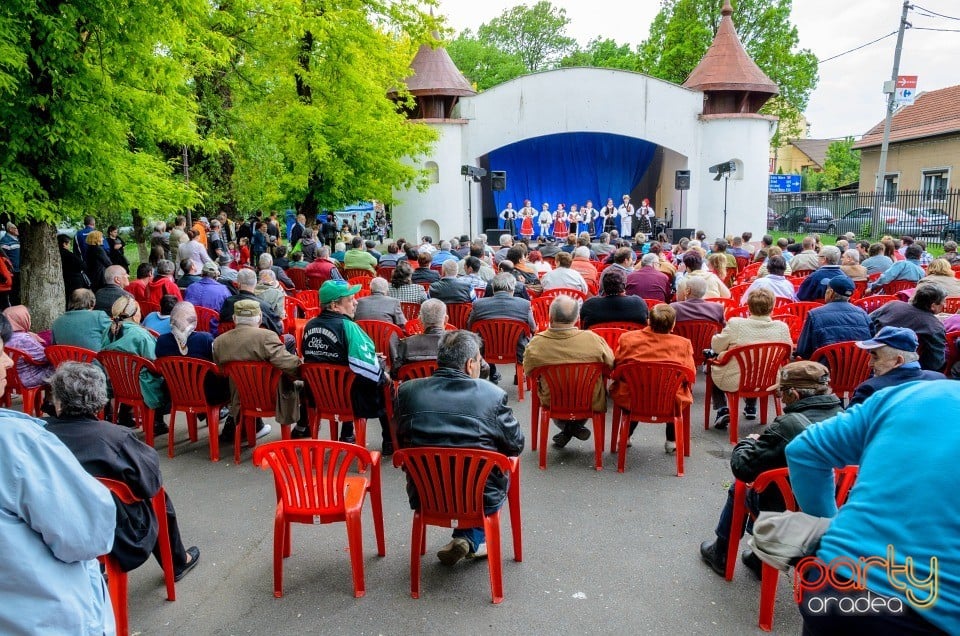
[912,26,960,32]
[912,4,960,21]
[817,31,898,63]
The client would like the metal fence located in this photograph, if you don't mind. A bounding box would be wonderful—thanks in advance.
[768,188,960,244]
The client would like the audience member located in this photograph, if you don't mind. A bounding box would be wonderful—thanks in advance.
[355,277,406,326]
[796,276,871,360]
[540,251,588,293]
[52,289,112,350]
[849,326,945,406]
[428,260,476,304]
[625,253,671,302]
[796,245,843,302]
[142,294,178,335]
[184,261,231,312]
[467,273,536,385]
[388,261,429,304]
[869,283,947,371]
[671,276,725,326]
[580,268,649,329]
[3,305,54,388]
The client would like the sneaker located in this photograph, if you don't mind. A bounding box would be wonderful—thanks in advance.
[552,431,572,448]
[699,539,727,577]
[744,404,757,421]
[437,538,470,566]
[467,542,488,559]
[741,549,763,581]
[290,426,311,440]
[255,423,272,439]
[571,426,591,441]
[664,440,677,454]
[714,408,730,431]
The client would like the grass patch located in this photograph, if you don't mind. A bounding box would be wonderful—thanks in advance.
[767,230,945,257]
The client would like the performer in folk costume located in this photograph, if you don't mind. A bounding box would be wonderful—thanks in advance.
[637,198,654,236]
[499,202,517,231]
[538,203,553,238]
[552,204,569,240]
[582,199,599,237]
[519,207,535,239]
[568,203,581,236]
[618,194,635,238]
[603,198,618,234]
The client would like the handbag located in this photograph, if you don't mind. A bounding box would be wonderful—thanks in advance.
[748,510,832,572]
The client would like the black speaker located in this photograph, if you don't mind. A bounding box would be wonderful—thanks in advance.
[671,228,695,242]
[485,228,512,244]
[675,170,691,191]
[491,171,507,191]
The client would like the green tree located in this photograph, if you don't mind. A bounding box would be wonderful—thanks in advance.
[819,138,860,190]
[638,0,818,146]
[476,1,576,72]
[559,37,642,71]
[447,31,526,91]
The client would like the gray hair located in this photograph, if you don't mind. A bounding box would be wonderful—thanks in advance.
[441,260,459,276]
[684,275,708,299]
[440,240,451,251]
[820,245,841,265]
[50,362,109,417]
[258,253,273,270]
[843,249,860,263]
[419,298,447,328]
[235,313,261,328]
[549,295,579,325]
[369,277,389,294]
[259,269,277,285]
[876,344,919,365]
[499,234,513,247]
[318,245,331,258]
[335,242,345,252]
[490,272,517,293]
[69,288,96,310]
[236,268,257,289]
[437,330,481,370]
[574,246,591,258]
[157,259,175,276]
[641,253,658,267]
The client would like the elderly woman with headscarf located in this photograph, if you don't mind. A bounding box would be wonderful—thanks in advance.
[3,305,54,388]
[101,295,169,432]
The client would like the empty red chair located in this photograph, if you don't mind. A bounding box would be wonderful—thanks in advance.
[470,319,532,401]
[221,361,284,463]
[776,301,821,325]
[527,363,607,470]
[300,362,367,447]
[851,279,868,301]
[45,344,98,367]
[539,287,587,302]
[809,341,872,402]
[253,440,385,598]
[734,255,751,273]
[295,289,320,312]
[194,306,219,333]
[880,279,917,295]
[445,302,473,329]
[704,342,792,444]
[789,268,813,279]
[609,362,695,476]
[736,261,762,283]
[3,346,48,416]
[392,447,522,604]
[97,351,160,446]
[853,294,897,313]
[97,477,176,636]
[672,320,723,367]
[395,360,438,382]
[356,320,404,369]
[154,357,227,461]
[943,296,960,314]
[285,268,307,290]
[400,302,421,323]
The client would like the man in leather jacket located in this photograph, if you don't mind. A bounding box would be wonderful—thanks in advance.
[396,330,524,566]
[699,361,842,579]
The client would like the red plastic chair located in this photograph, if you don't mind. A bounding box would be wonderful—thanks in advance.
[704,297,737,314]
[673,320,723,367]
[97,351,160,446]
[221,361,284,463]
[138,300,161,317]
[734,255,751,273]
[726,466,859,631]
[193,306,219,333]
[942,330,960,375]
[445,302,473,329]
[154,357,227,461]
[347,275,373,290]
[736,262,762,284]
[376,266,395,281]
[392,447,522,604]
[879,279,917,295]
[300,363,368,448]
[609,362,695,476]
[253,440,385,598]
[356,319,404,368]
[417,282,432,294]
[775,301,820,326]
[643,298,664,311]
[588,327,627,355]
[216,320,235,334]
[470,319,531,401]
[588,321,643,332]
[97,477,176,636]
[850,279,868,301]
[3,346,48,416]
[539,287,587,302]
[404,319,455,336]
[704,342,792,444]
[344,268,374,280]
[530,297,551,333]
[45,344,98,367]
[295,289,320,312]
[725,304,752,320]
[285,267,307,290]
[853,294,897,313]
[809,342,872,402]
[789,268,813,279]
[527,363,607,470]
[400,302,422,322]
[728,283,752,304]
[395,360,438,382]
[944,296,960,314]
[305,274,324,291]
[771,313,802,343]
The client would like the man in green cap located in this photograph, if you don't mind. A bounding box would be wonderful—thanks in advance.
[297,280,391,454]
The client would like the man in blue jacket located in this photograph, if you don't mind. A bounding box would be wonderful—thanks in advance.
[849,326,944,406]
[796,245,844,302]
[796,276,872,360]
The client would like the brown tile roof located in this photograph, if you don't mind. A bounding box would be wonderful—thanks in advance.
[790,138,834,169]
[402,39,476,97]
[855,84,960,148]
[682,0,778,96]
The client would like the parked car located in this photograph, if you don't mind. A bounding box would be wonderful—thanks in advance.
[943,220,960,242]
[888,207,950,237]
[812,206,910,238]
[775,206,833,232]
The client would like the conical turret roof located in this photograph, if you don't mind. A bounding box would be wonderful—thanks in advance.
[403,36,476,98]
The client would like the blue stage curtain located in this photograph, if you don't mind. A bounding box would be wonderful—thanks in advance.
[488,132,657,238]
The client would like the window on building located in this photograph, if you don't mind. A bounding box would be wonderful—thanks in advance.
[883,174,898,202]
[922,170,948,200]
[425,161,439,184]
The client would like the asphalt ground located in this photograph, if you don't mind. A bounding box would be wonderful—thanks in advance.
[124,374,803,635]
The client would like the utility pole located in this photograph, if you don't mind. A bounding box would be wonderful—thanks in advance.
[873,1,911,234]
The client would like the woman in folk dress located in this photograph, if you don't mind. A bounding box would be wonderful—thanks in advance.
[552,204,569,240]
[519,207,535,240]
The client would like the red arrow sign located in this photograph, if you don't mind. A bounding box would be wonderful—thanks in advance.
[897,75,917,89]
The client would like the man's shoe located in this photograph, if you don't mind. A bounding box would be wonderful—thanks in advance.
[467,543,488,560]
[552,431,572,448]
[744,404,758,421]
[255,423,272,439]
[290,426,311,440]
[664,440,677,454]
[714,408,730,431]
[437,538,470,566]
[741,549,763,581]
[174,546,200,582]
[571,426,591,441]
[152,421,169,436]
[381,440,395,457]
[489,373,502,385]
[699,539,727,577]
[218,420,235,443]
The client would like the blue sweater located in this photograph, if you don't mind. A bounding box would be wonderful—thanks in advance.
[795,302,872,359]
[786,380,960,633]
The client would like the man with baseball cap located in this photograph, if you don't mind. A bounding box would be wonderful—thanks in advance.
[795,275,872,360]
[849,326,945,406]
[700,361,842,579]
[298,280,392,454]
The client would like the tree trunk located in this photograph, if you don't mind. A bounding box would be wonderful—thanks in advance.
[21,221,64,331]
[131,208,149,265]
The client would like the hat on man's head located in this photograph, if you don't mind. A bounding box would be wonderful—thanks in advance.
[827,275,855,297]
[202,261,220,276]
[459,235,470,243]
[320,279,362,305]
[199,216,210,227]
[856,326,918,352]
[233,299,261,318]
[767,361,831,391]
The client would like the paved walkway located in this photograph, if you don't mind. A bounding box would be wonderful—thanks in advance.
[125,376,803,635]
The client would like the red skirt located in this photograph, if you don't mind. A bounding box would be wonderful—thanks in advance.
[553,220,568,239]
[520,217,534,237]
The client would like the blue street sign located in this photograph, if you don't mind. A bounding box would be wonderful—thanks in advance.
[769,174,801,193]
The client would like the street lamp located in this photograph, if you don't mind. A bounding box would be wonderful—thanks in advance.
[709,160,737,236]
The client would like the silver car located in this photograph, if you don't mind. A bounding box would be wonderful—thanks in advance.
[887,208,950,237]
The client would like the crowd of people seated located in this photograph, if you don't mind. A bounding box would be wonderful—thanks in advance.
[4,212,960,635]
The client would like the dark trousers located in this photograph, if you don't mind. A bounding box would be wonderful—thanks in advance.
[714,483,760,545]
[711,383,757,411]
[155,492,189,570]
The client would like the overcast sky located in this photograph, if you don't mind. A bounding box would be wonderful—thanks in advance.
[438,0,960,140]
